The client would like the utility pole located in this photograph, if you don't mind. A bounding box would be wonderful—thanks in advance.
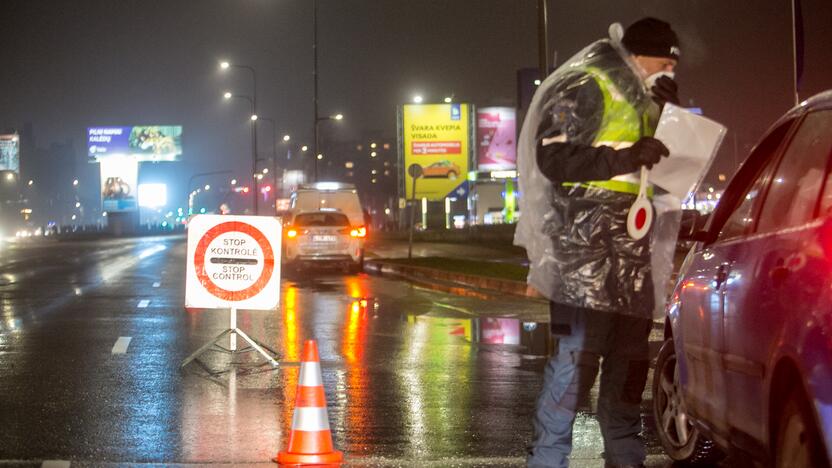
[312,0,319,182]
[791,0,801,106]
[537,0,549,79]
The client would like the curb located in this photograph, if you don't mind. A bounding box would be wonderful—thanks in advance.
[365,259,539,299]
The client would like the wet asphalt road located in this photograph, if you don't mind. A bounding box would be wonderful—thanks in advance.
[0,235,705,467]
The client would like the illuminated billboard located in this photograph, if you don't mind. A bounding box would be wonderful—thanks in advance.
[88,126,182,162]
[100,159,138,212]
[0,134,20,173]
[476,107,516,171]
[401,103,471,201]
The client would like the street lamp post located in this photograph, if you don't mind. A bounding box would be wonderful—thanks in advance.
[220,62,257,107]
[220,61,259,214]
[223,92,259,214]
[312,0,319,179]
[313,113,343,182]
[187,170,232,215]
[258,117,279,205]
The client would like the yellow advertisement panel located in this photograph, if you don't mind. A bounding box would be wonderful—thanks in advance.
[403,104,470,201]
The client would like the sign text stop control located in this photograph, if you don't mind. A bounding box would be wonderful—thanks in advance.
[186,215,282,310]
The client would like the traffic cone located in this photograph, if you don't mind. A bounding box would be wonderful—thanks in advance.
[275,340,343,465]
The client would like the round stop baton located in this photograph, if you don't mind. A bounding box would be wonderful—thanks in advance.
[626,166,653,240]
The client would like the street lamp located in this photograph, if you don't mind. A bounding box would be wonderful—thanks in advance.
[222,91,259,214]
[72,179,79,186]
[219,61,257,106]
[187,170,231,215]
[313,113,344,181]
[283,134,291,142]
[413,95,423,104]
[220,60,259,213]
[257,116,279,202]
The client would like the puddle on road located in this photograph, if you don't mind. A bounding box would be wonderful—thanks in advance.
[402,313,551,357]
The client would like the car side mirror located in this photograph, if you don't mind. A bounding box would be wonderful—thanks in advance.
[678,209,710,242]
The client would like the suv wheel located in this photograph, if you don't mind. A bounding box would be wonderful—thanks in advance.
[775,386,829,468]
[652,339,723,465]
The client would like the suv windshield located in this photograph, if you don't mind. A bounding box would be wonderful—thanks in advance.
[293,212,350,227]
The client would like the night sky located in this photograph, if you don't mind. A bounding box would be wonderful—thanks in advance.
[1,0,830,197]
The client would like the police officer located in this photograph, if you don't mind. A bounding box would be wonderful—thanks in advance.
[516,18,681,468]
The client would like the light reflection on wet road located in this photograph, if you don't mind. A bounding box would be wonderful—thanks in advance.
[0,236,701,467]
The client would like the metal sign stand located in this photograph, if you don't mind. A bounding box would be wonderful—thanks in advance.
[407,164,423,259]
[180,307,279,369]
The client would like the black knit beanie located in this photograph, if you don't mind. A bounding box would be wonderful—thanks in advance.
[622,17,680,61]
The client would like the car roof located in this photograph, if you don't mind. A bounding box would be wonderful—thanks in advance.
[775,89,832,125]
[297,182,356,191]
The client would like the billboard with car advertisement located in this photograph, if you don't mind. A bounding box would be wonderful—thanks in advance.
[0,134,20,173]
[88,126,182,162]
[401,103,472,201]
[100,158,139,212]
[476,107,516,171]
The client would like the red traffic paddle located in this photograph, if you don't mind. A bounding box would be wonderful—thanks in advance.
[627,167,653,240]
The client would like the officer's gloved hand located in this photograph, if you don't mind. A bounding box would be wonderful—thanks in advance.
[651,76,679,109]
[609,137,670,175]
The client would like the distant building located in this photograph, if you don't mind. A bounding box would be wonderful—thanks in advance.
[319,134,398,229]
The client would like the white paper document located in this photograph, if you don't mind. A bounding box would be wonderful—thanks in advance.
[651,104,727,200]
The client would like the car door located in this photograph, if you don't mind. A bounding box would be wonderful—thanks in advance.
[678,120,794,433]
[724,109,832,444]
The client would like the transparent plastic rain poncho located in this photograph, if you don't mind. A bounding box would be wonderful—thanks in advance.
[514,28,682,320]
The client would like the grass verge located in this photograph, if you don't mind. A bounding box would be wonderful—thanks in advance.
[380,256,528,282]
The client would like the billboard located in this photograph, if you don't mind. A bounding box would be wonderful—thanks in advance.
[88,126,182,162]
[0,134,20,173]
[402,103,471,201]
[477,107,516,171]
[100,159,138,212]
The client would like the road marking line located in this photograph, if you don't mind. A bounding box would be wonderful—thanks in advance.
[152,282,161,288]
[111,337,132,354]
[42,460,71,468]
[137,299,150,308]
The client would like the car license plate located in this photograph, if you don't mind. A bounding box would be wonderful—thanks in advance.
[313,235,337,243]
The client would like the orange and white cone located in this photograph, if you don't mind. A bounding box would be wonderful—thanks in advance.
[275,340,343,465]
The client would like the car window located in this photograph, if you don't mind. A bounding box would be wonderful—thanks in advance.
[803,111,832,216]
[757,110,832,232]
[293,212,350,227]
[715,120,793,241]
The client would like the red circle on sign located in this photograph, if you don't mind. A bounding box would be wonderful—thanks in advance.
[635,208,647,230]
[193,222,275,301]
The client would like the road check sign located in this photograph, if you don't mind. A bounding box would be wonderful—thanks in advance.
[186,215,282,310]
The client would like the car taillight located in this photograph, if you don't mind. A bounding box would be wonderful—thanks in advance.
[350,226,366,238]
[286,228,298,238]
